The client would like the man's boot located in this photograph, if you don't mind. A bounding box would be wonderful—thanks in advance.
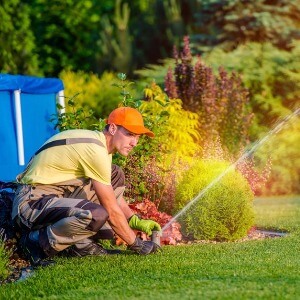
[19,232,56,267]
[65,238,122,257]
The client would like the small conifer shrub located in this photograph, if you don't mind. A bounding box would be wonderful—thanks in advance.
[174,160,255,241]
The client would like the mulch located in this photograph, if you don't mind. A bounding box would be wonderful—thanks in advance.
[177,228,285,245]
[1,239,30,285]
[0,229,285,285]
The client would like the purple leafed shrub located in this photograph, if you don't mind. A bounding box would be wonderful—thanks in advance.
[165,36,253,155]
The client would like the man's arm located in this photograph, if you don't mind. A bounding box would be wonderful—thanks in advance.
[118,196,134,220]
[92,179,136,245]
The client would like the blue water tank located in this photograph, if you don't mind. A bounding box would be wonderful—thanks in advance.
[0,74,64,182]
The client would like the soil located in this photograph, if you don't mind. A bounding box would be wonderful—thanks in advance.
[0,228,286,285]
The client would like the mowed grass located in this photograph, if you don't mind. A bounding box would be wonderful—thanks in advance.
[0,196,299,300]
[254,195,300,232]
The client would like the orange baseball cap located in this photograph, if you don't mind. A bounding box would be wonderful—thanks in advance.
[107,107,154,137]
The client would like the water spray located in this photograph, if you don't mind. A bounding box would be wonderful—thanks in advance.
[162,108,300,234]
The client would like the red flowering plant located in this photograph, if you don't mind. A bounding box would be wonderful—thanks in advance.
[129,199,182,245]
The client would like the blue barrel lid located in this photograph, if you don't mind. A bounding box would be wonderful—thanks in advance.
[0,73,64,94]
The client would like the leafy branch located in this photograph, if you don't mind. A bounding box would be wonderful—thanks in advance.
[112,73,142,108]
[50,93,105,131]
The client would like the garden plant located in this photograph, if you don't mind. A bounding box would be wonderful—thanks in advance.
[174,160,255,241]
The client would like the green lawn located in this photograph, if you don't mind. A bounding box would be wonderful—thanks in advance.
[0,196,299,300]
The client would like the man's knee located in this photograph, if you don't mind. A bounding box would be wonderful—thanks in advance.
[80,202,109,232]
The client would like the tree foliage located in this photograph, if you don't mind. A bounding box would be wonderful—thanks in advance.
[15,0,187,77]
[0,0,39,75]
[95,0,133,74]
[204,41,300,137]
[189,0,300,51]
[2,1,298,77]
[24,0,105,76]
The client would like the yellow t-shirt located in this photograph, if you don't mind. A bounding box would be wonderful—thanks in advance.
[19,129,112,185]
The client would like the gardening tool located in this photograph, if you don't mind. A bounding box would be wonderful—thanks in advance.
[151,230,161,246]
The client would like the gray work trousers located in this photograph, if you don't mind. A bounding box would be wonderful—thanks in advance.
[13,165,125,256]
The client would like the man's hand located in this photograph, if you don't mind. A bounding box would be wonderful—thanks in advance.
[128,237,161,255]
[128,215,161,236]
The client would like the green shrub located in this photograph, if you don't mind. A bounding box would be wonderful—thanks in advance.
[0,240,10,281]
[59,70,127,119]
[174,160,255,241]
[51,94,105,132]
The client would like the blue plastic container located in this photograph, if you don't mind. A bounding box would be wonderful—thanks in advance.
[0,74,64,181]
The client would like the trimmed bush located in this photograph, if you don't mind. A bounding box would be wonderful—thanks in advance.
[174,160,255,241]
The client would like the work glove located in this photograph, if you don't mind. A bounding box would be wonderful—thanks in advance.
[128,215,161,236]
[128,237,161,255]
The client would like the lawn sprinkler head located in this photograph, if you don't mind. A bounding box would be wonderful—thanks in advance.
[151,230,161,246]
